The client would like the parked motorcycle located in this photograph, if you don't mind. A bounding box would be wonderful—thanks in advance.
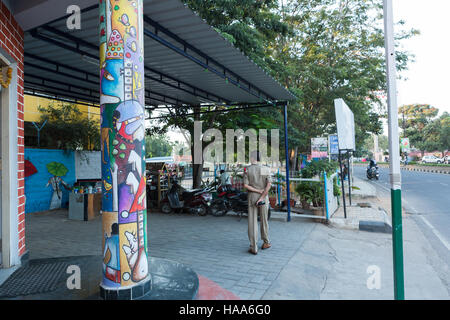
[366,166,380,180]
[160,180,213,216]
[210,186,271,221]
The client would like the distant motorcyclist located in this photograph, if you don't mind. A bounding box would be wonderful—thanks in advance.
[367,159,380,180]
[368,159,378,169]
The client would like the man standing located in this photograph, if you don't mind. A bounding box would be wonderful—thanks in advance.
[243,151,272,255]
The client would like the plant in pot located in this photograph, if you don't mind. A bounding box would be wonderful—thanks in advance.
[268,187,278,208]
[295,182,314,210]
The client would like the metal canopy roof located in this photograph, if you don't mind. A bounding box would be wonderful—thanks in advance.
[23,0,294,108]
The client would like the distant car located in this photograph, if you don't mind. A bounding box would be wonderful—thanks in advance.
[421,155,444,164]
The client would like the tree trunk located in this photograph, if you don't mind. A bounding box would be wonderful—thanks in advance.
[192,105,203,189]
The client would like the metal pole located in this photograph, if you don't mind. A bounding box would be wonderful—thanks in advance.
[99,0,151,299]
[283,104,291,222]
[347,150,352,206]
[323,171,329,220]
[384,0,405,300]
[338,150,347,218]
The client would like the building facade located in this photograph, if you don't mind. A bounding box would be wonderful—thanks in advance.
[1,0,25,268]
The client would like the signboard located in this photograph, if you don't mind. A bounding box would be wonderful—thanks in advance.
[400,138,410,153]
[334,99,356,151]
[311,137,328,158]
[329,135,339,155]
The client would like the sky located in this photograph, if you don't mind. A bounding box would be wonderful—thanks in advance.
[395,0,450,115]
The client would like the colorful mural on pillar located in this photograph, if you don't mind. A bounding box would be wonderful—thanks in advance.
[99,0,148,288]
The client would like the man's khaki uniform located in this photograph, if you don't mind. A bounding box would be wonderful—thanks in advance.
[243,164,271,252]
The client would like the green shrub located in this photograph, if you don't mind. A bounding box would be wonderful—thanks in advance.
[301,160,339,179]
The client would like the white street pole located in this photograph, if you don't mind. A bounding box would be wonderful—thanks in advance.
[383,0,405,300]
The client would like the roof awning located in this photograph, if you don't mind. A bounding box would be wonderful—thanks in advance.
[23,0,295,108]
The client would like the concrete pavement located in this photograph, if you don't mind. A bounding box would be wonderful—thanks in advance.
[14,204,448,300]
[2,174,448,300]
[353,166,450,269]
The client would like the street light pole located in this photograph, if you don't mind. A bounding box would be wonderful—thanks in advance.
[383,0,405,300]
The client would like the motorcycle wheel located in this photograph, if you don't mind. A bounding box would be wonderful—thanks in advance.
[197,204,208,216]
[210,200,227,217]
[376,176,379,180]
[161,203,172,214]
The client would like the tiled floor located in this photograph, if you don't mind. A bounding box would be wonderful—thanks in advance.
[25,209,316,300]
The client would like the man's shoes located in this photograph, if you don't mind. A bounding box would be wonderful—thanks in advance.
[261,243,271,250]
[248,248,258,255]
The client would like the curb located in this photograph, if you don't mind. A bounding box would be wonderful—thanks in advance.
[354,163,450,175]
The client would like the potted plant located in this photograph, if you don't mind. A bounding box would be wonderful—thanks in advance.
[268,188,278,209]
[295,182,314,210]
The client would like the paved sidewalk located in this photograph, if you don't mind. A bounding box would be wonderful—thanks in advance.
[12,191,449,300]
[263,215,449,299]
[330,177,390,231]
[24,209,318,300]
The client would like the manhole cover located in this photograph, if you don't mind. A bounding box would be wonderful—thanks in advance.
[0,262,68,298]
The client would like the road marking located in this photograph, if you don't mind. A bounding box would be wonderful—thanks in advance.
[363,174,450,251]
[419,216,450,251]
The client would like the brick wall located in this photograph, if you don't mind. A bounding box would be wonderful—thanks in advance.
[0,1,26,257]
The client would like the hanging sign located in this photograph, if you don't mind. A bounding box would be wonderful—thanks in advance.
[0,67,12,88]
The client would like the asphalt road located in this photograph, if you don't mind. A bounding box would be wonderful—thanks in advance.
[353,166,450,260]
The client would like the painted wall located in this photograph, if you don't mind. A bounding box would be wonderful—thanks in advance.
[24,149,76,214]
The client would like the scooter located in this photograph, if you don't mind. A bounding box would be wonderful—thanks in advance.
[160,180,213,216]
[210,186,271,221]
[366,165,380,180]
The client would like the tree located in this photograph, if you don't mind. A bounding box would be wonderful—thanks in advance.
[36,103,100,151]
[399,104,439,156]
[151,0,417,184]
[422,112,450,156]
[277,0,417,165]
[145,134,174,158]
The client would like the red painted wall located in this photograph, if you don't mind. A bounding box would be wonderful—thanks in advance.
[0,1,26,257]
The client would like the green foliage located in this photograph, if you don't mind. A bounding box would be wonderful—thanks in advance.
[333,176,341,197]
[300,160,339,178]
[421,112,450,154]
[399,104,439,153]
[37,103,100,151]
[295,181,324,207]
[296,159,339,207]
[145,134,174,158]
[156,1,417,169]
[279,0,418,154]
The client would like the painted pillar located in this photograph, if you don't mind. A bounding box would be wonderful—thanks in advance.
[99,0,150,296]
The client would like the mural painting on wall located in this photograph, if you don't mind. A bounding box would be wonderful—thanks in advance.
[100,0,148,288]
[46,162,71,210]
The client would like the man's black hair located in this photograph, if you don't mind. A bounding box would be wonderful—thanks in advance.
[111,223,119,235]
